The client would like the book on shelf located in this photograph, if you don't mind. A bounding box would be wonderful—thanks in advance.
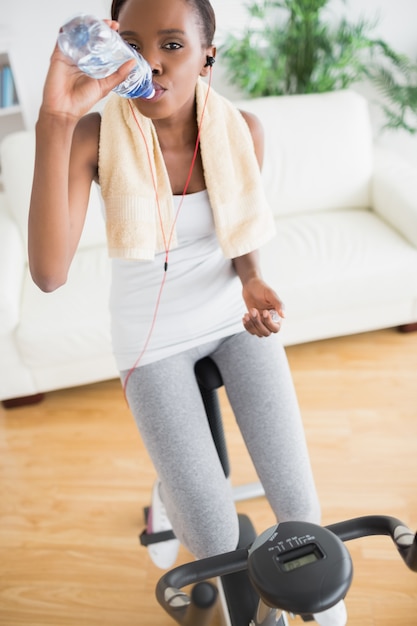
[0,64,18,108]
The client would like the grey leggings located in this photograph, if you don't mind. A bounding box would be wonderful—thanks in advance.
[121,331,321,559]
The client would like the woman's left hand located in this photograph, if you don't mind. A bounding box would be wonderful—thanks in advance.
[242,277,285,337]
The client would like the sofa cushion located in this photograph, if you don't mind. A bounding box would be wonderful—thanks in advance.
[0,197,25,333]
[235,90,373,217]
[261,208,417,344]
[16,247,113,368]
[373,147,417,249]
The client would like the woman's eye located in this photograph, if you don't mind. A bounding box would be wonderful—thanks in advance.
[126,42,139,51]
[163,42,182,50]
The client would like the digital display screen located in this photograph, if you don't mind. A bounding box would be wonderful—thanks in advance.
[276,543,324,573]
[281,551,319,572]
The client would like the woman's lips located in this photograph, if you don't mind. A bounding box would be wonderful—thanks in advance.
[145,83,166,102]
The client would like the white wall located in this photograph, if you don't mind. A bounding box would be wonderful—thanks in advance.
[0,0,109,128]
[1,0,416,163]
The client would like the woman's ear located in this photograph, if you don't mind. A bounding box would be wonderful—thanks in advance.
[200,46,216,77]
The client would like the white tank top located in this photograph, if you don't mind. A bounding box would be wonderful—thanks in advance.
[109,190,244,370]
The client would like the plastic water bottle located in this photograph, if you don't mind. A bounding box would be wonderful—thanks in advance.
[57,14,155,99]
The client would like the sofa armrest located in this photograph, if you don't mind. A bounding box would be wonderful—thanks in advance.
[372,146,417,249]
[0,195,26,332]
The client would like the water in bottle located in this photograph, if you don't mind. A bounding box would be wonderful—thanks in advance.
[58,14,155,99]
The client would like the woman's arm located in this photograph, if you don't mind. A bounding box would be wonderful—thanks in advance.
[28,111,96,292]
[28,29,134,292]
[233,110,284,337]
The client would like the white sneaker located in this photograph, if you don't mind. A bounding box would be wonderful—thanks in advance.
[313,599,347,626]
[147,480,180,569]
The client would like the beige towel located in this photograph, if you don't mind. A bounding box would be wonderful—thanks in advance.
[99,78,275,260]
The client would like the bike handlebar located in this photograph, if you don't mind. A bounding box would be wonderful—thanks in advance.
[156,515,417,624]
[326,515,417,571]
[156,547,248,624]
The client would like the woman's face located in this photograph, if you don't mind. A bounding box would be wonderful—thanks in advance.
[117,0,214,121]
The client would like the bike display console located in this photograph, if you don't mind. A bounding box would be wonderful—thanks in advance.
[248,521,353,616]
[156,515,417,626]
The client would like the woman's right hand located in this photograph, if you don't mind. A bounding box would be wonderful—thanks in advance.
[40,21,136,122]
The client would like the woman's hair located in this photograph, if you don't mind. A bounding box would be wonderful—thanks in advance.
[111,0,216,47]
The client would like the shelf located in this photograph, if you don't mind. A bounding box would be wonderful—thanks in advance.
[0,104,22,117]
[0,45,25,145]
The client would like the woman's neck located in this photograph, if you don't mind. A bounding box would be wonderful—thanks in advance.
[153,99,198,152]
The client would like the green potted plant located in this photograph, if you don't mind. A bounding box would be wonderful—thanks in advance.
[220,0,417,133]
[372,61,417,134]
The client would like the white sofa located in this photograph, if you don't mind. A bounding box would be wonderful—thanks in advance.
[0,143,119,405]
[1,90,417,405]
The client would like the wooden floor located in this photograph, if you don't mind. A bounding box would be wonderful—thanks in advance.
[1,328,416,625]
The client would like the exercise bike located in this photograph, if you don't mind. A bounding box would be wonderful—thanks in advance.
[155,513,417,626]
[139,357,417,625]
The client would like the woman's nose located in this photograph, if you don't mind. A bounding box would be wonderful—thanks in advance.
[142,50,162,75]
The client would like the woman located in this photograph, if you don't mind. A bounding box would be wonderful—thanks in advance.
[28,0,345,623]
